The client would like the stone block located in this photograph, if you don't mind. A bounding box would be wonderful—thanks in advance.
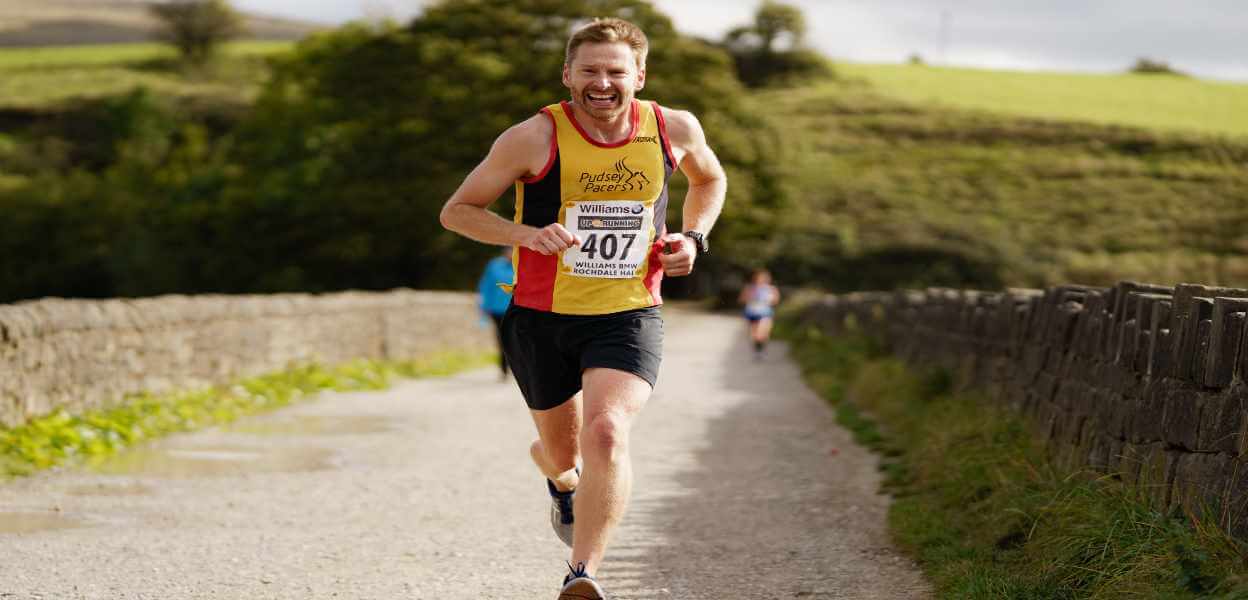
[1086,431,1112,472]
[1198,387,1248,454]
[1239,310,1248,385]
[1205,301,1248,388]
[1149,327,1173,378]
[1170,452,1233,523]
[1161,385,1205,451]
[1226,459,1248,537]
[1119,443,1147,486]
[1168,288,1215,379]
[1127,380,1166,444]
[1105,437,1126,474]
[1139,444,1178,511]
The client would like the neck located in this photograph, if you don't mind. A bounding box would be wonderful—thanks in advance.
[566,100,634,144]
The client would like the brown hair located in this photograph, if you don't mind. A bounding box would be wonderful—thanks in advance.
[565,18,648,68]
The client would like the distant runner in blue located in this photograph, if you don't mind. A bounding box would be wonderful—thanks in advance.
[739,268,780,356]
[478,246,515,380]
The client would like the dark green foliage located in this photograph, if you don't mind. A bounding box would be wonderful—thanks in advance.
[223,0,785,293]
[0,88,239,300]
[0,1,788,301]
[1130,57,1187,77]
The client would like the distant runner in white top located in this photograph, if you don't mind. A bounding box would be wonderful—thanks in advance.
[739,268,780,356]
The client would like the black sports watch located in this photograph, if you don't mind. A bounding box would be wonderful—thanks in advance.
[682,230,709,255]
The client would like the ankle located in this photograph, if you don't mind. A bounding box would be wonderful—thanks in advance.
[551,466,580,492]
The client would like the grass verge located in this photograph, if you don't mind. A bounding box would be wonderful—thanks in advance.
[780,317,1248,599]
[0,351,493,479]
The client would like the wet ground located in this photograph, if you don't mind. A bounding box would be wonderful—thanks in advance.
[0,310,931,599]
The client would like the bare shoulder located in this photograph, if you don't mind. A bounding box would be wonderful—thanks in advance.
[490,111,554,178]
[496,111,553,155]
[655,105,707,150]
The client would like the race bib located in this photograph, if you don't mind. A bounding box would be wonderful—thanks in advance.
[562,200,654,279]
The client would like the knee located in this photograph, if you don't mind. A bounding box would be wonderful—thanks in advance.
[582,413,629,458]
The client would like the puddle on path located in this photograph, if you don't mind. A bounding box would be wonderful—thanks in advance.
[226,414,395,436]
[89,445,336,478]
[0,511,86,534]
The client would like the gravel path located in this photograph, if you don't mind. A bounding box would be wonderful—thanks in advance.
[0,309,931,599]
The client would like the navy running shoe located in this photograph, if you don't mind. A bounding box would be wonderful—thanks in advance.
[558,561,606,600]
[547,478,575,547]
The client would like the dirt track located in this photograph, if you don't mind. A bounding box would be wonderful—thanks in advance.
[0,309,930,599]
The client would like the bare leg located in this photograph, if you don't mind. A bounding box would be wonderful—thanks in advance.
[530,393,583,492]
[570,367,650,574]
[749,320,763,343]
[757,318,773,343]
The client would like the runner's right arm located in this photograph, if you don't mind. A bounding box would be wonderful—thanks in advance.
[440,116,581,255]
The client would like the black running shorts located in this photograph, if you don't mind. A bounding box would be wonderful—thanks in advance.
[500,304,663,411]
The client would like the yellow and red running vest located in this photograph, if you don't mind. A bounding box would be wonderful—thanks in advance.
[511,100,676,315]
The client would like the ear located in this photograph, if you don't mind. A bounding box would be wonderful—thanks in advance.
[636,66,646,91]
[562,63,572,89]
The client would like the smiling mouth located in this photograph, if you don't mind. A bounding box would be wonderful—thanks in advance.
[586,91,619,108]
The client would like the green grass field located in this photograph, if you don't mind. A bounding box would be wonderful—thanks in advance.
[835,62,1248,139]
[762,77,1248,289]
[0,41,293,108]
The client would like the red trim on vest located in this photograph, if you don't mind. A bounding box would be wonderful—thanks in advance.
[520,108,558,184]
[513,248,557,311]
[644,240,665,305]
[559,100,640,148]
[652,102,678,170]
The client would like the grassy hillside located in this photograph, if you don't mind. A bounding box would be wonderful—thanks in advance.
[835,62,1248,140]
[0,41,291,108]
[762,78,1248,289]
[0,0,321,47]
[1,38,1245,294]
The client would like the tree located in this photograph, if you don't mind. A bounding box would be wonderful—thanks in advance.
[722,1,830,87]
[1129,57,1187,77]
[752,0,806,53]
[148,0,243,65]
[221,0,789,294]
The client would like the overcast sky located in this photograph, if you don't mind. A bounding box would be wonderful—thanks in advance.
[232,0,1248,81]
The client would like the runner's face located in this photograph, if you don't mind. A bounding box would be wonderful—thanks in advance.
[563,42,645,121]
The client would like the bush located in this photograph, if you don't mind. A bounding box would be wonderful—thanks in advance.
[149,0,243,65]
[1129,57,1187,77]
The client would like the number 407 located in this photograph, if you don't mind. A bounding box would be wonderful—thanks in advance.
[580,233,637,260]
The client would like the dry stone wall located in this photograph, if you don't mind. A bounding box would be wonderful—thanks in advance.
[0,290,492,429]
[800,281,1248,535]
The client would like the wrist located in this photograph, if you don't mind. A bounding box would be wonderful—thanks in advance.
[681,230,709,255]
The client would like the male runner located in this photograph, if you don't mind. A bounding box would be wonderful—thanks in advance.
[439,17,726,599]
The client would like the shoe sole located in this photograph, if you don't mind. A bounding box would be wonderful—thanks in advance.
[559,577,606,600]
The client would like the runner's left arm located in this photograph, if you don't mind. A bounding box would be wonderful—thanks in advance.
[658,108,727,276]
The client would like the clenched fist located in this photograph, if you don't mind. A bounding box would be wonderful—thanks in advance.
[658,233,695,277]
[522,223,581,256]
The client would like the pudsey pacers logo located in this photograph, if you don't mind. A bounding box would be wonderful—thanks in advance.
[578,158,650,193]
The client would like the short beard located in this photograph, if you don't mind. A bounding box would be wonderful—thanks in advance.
[577,94,628,121]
